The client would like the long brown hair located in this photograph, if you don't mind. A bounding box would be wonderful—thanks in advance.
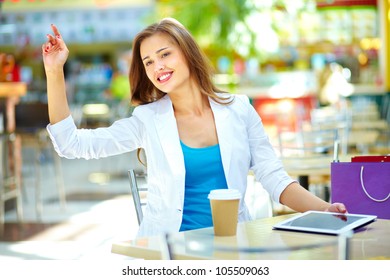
[129,18,232,106]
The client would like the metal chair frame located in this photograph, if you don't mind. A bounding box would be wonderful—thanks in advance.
[0,133,23,236]
[128,169,147,226]
[15,102,66,220]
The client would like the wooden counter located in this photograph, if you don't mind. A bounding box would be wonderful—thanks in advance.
[0,82,27,97]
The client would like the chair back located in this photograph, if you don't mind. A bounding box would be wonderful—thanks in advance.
[127,148,147,225]
[0,132,23,236]
[128,169,148,225]
[277,126,340,199]
[310,106,351,154]
[277,126,340,158]
[14,102,49,133]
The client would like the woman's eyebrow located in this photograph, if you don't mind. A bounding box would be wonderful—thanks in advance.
[142,47,169,61]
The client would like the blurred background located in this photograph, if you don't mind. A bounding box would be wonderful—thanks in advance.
[0,0,389,259]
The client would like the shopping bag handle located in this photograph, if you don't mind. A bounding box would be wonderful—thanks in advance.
[360,166,390,202]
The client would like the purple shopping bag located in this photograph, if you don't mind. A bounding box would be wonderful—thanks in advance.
[331,162,390,219]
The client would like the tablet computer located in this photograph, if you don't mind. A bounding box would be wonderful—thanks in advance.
[273,211,377,235]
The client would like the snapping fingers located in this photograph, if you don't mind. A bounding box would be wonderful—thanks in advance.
[42,24,68,54]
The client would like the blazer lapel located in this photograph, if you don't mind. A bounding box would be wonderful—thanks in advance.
[152,95,233,185]
[153,95,185,177]
[210,98,233,183]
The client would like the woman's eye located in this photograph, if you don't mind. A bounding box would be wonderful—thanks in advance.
[161,52,170,58]
[145,61,152,66]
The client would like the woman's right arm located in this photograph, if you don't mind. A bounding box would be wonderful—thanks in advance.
[42,24,71,124]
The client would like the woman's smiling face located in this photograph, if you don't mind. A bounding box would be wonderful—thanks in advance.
[140,32,191,94]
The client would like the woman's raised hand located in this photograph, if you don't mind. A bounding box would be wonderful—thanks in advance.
[42,24,69,71]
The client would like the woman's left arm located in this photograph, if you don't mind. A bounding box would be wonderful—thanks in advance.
[239,95,347,214]
[280,182,347,213]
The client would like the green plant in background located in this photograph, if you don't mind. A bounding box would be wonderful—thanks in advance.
[153,0,323,90]
[155,0,259,72]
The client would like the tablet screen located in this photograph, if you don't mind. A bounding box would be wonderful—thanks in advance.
[273,211,377,235]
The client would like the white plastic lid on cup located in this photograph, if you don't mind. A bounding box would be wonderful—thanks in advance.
[208,189,242,200]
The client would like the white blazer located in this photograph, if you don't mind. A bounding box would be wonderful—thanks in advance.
[47,94,294,237]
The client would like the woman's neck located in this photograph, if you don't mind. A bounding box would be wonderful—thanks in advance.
[169,84,210,117]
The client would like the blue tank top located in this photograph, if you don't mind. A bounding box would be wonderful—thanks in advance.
[179,140,228,231]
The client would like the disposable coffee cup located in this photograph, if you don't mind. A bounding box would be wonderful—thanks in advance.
[208,189,241,236]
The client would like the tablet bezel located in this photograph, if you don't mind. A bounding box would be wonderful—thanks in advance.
[273,211,377,235]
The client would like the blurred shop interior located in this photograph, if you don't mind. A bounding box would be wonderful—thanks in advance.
[1,0,389,134]
[0,0,389,258]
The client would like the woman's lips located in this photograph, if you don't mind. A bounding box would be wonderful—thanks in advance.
[157,72,172,82]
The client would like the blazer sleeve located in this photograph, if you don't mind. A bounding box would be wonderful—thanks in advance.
[46,114,145,160]
[242,96,296,203]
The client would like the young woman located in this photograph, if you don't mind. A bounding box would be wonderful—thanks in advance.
[42,18,346,237]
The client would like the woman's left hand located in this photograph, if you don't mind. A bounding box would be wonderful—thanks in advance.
[325,203,347,213]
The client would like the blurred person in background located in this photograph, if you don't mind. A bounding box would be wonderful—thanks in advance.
[105,52,132,118]
[317,62,353,107]
[106,51,131,103]
[108,69,130,102]
[42,18,347,237]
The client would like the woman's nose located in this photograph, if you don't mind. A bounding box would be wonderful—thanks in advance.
[155,61,165,71]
